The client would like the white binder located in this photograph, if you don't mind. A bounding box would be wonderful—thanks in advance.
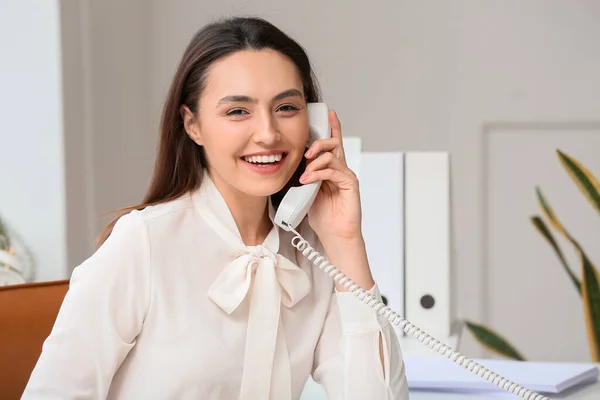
[404,152,451,338]
[341,137,362,175]
[359,152,405,337]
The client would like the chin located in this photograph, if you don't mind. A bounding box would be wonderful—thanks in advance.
[236,178,289,198]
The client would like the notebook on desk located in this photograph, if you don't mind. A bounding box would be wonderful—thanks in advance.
[404,355,599,394]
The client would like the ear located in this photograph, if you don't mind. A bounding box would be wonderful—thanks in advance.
[180,105,203,146]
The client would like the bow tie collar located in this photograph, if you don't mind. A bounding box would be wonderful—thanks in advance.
[193,173,311,400]
[208,245,309,314]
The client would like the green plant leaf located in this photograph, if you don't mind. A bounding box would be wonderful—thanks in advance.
[582,252,600,362]
[464,321,526,361]
[557,149,600,217]
[530,215,581,295]
[0,216,10,250]
[536,187,600,361]
[536,187,600,285]
[536,187,571,238]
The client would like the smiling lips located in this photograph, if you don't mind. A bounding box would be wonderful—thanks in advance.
[241,152,286,174]
[243,153,283,164]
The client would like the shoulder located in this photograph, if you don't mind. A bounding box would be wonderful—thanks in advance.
[67,210,151,299]
[77,195,195,277]
[134,194,195,223]
[120,194,197,239]
[78,210,150,278]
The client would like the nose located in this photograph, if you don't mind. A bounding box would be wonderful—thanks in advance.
[252,110,280,146]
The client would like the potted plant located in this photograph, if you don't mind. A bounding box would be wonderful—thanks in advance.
[464,150,600,362]
[0,216,32,285]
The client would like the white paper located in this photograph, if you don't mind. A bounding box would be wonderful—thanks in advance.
[404,355,599,394]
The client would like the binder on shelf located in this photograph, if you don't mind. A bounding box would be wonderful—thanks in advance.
[404,152,451,338]
[341,137,362,176]
[359,152,405,336]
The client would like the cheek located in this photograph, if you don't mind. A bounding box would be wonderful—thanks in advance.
[202,119,248,157]
[280,119,309,149]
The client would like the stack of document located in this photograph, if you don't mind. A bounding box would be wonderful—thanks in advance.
[405,355,599,394]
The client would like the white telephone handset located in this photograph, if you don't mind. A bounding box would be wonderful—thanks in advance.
[274,102,330,231]
[275,102,549,400]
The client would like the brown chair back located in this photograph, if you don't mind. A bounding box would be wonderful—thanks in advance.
[0,280,69,399]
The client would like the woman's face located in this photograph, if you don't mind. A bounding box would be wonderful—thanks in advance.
[183,49,309,198]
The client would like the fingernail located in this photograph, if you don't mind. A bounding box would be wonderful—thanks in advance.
[305,149,312,158]
[299,173,308,183]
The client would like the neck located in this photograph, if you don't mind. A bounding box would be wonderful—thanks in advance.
[208,171,273,246]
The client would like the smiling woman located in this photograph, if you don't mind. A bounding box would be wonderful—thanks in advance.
[21,16,409,400]
[181,54,309,200]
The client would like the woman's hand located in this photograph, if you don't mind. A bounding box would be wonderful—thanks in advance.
[299,110,374,291]
[300,110,361,241]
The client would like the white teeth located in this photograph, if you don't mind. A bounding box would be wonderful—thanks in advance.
[243,154,283,164]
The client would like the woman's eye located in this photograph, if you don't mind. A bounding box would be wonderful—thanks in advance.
[277,104,300,113]
[226,108,248,116]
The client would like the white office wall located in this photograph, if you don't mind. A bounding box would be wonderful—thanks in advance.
[0,0,67,281]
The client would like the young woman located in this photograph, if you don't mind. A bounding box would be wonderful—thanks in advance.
[23,16,408,400]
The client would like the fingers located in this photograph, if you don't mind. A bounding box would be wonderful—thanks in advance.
[304,151,341,173]
[306,110,345,161]
[329,110,342,139]
[300,167,351,187]
[300,151,357,187]
[302,108,355,188]
[305,137,343,159]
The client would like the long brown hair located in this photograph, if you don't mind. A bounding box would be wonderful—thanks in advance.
[97,16,321,246]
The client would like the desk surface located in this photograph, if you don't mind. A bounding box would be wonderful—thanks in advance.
[301,375,600,399]
[410,378,600,400]
[397,337,600,400]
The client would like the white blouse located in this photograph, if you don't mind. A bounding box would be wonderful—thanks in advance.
[22,173,409,400]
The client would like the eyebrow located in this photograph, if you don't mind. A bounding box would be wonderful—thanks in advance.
[216,88,303,106]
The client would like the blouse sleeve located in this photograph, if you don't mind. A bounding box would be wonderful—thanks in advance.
[311,283,409,400]
[21,211,152,399]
